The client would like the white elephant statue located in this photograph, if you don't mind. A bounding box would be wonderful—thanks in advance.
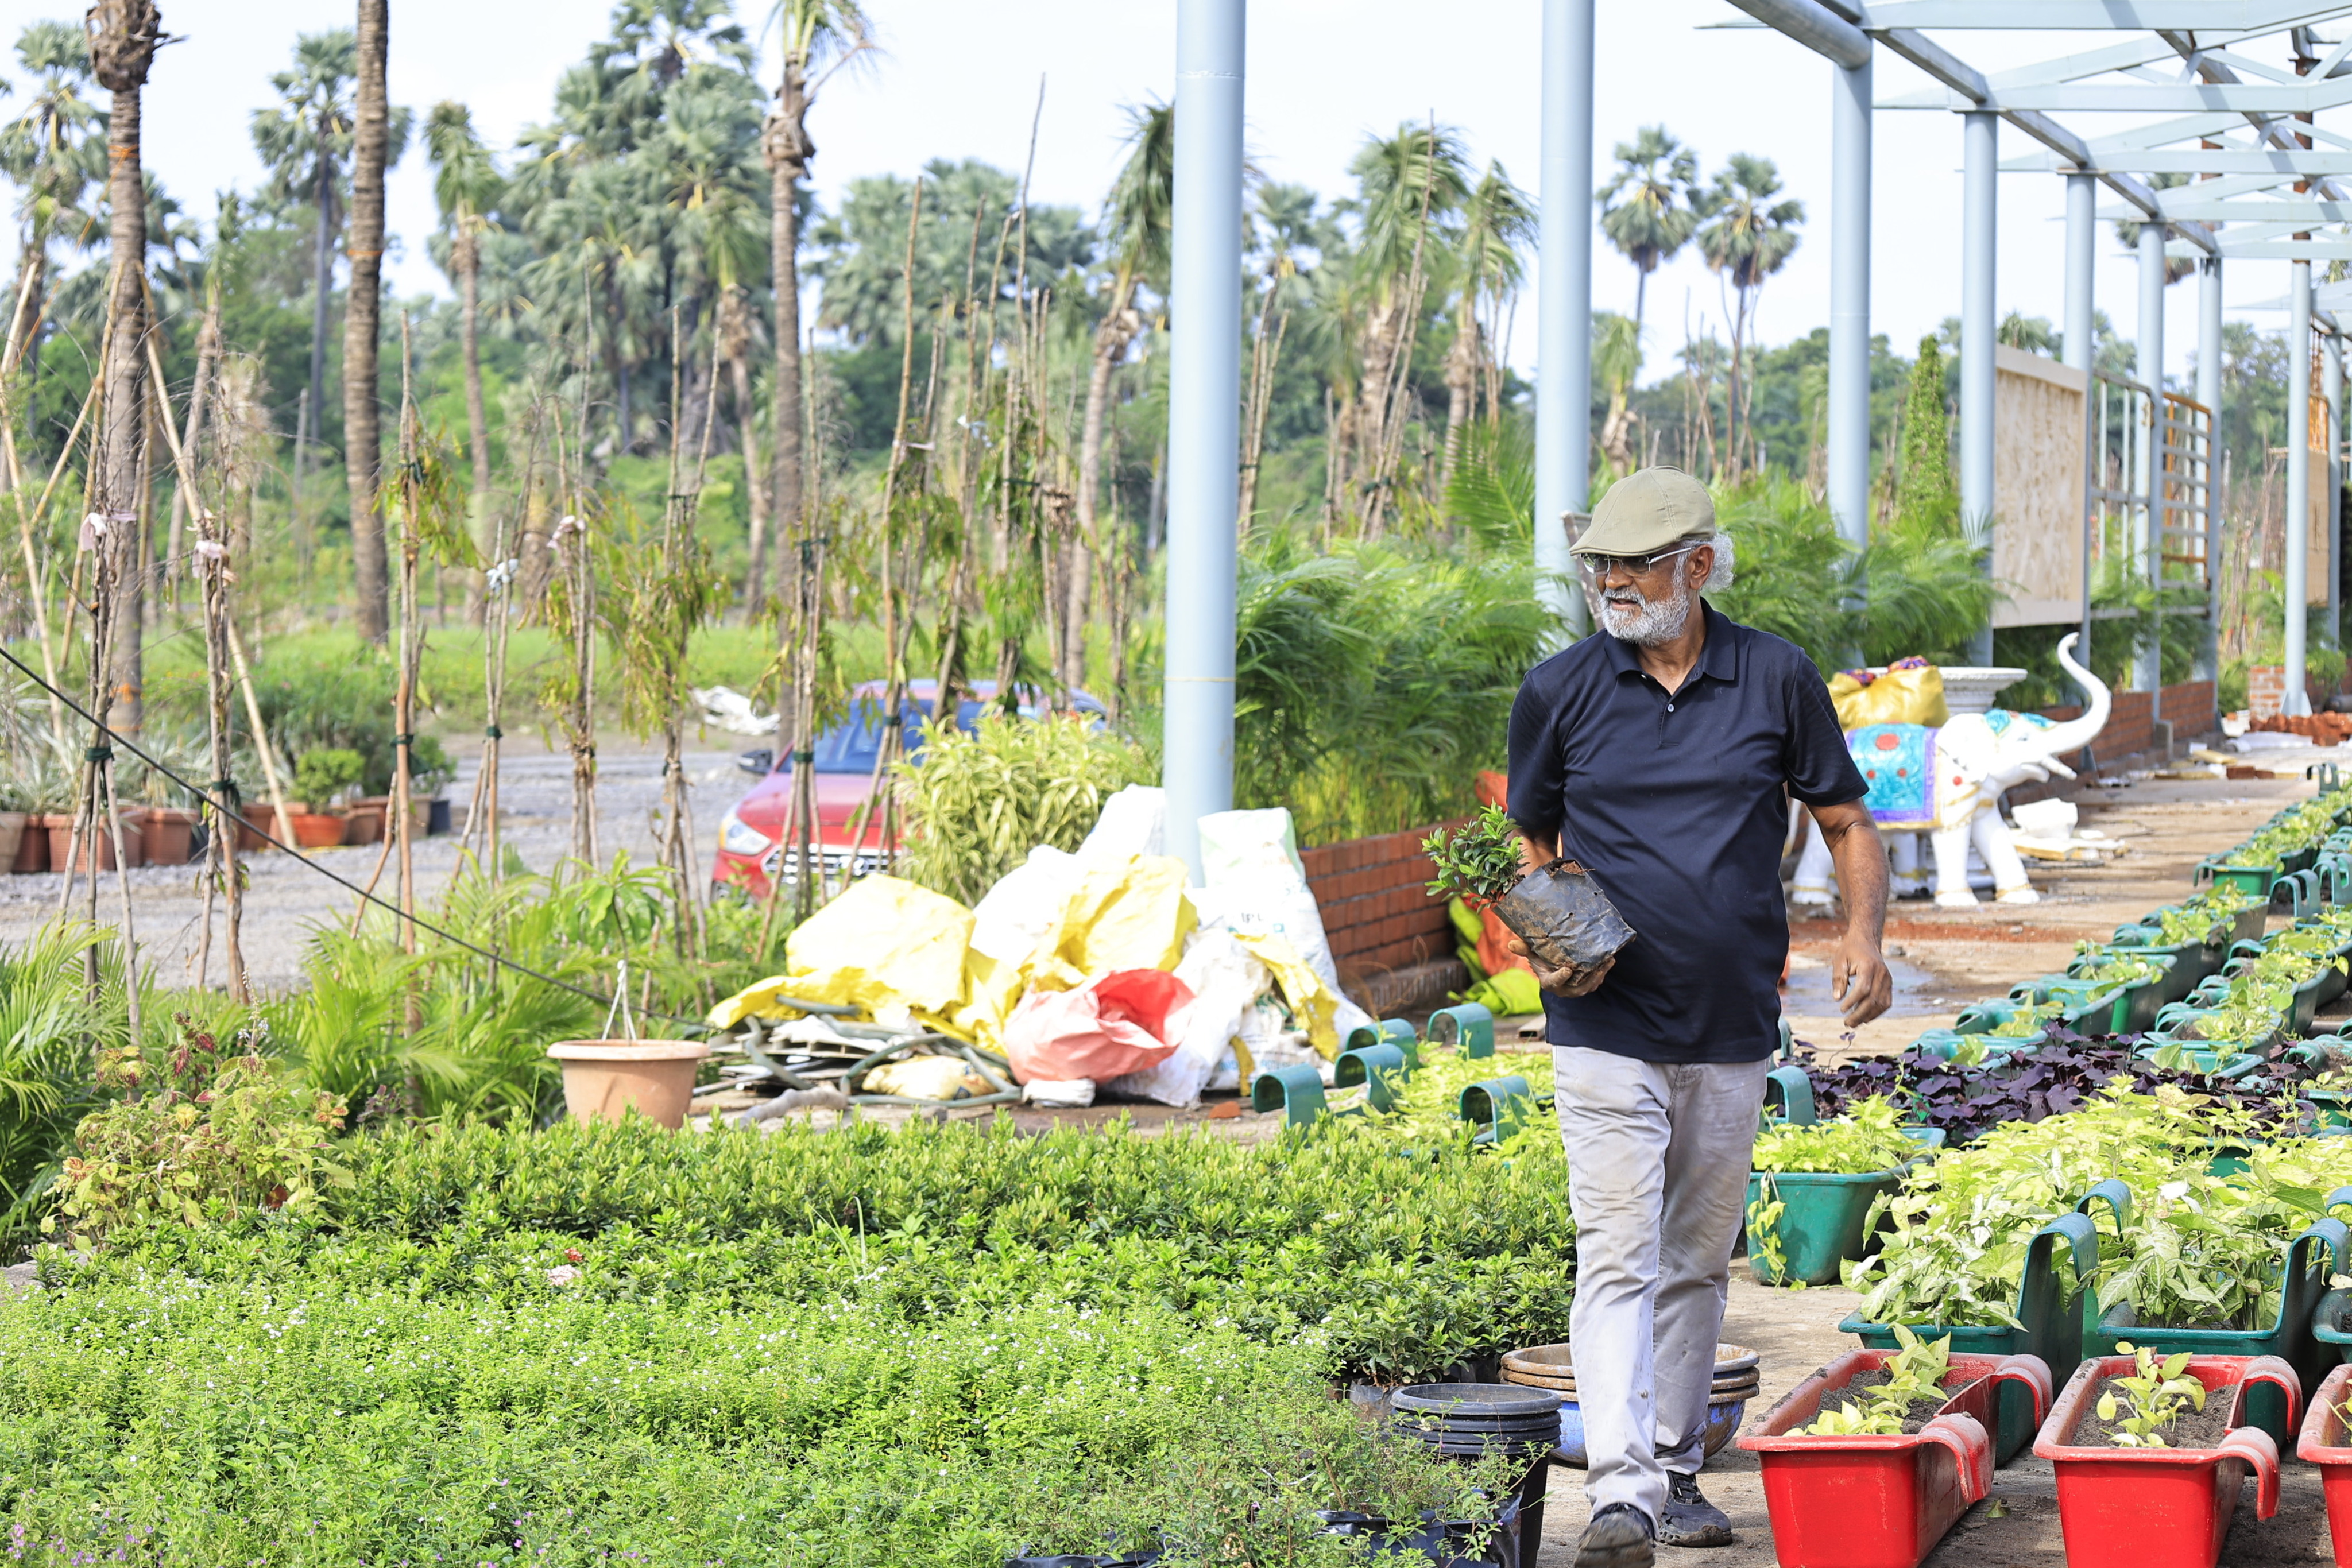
[1792,634,2111,910]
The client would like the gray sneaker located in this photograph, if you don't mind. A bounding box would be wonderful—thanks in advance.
[1658,1472,1734,1548]
[1575,1502,1655,1568]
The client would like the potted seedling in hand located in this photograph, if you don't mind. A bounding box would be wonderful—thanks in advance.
[1425,805,1635,991]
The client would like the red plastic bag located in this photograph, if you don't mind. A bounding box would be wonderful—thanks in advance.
[1005,969,1197,1084]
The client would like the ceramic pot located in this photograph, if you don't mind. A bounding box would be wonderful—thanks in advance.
[547,1040,710,1129]
[0,811,23,874]
[11,816,50,873]
[47,814,142,873]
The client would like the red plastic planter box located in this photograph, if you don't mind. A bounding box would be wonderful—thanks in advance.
[2032,1353,2299,1568]
[1739,1349,2052,1568]
[2295,1362,2352,1566]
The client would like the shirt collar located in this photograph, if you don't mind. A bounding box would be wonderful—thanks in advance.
[1598,599,1741,685]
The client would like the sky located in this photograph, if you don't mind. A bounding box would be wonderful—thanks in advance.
[0,0,2322,391]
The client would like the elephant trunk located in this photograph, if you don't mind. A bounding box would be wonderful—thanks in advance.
[2036,632,2111,761]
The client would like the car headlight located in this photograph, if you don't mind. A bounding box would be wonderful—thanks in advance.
[719,810,773,857]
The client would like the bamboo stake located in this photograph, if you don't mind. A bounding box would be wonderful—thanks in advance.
[393,317,419,962]
[196,513,247,1002]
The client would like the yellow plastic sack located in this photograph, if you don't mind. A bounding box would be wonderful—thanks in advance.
[1232,931,1340,1059]
[1828,662,1948,730]
[1028,855,1196,991]
[707,875,974,1030]
[1463,967,1544,1019]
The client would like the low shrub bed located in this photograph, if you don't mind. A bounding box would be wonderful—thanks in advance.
[0,1272,1499,1566]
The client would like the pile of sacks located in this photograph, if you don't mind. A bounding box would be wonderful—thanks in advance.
[707,788,1375,1108]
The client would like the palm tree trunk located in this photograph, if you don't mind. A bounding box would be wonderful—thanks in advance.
[99,67,148,734]
[459,231,492,623]
[733,350,770,610]
[1072,282,1136,694]
[297,162,336,563]
[345,0,391,644]
[766,58,812,600]
[1442,307,1477,483]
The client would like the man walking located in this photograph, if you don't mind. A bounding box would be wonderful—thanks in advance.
[1506,467,1893,1567]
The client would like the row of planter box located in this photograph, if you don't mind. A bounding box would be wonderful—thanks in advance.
[0,799,449,873]
[1742,1344,2352,1568]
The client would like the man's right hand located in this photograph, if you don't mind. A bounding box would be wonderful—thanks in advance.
[1508,937,1612,998]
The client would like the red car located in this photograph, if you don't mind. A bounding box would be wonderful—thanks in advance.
[711,679,1105,901]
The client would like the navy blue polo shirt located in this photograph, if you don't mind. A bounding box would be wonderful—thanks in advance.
[1506,601,1865,1064]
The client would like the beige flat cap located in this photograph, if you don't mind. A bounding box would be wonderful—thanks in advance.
[1571,466,1715,556]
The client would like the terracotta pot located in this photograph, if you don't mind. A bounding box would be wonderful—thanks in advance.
[0,812,22,876]
[11,816,51,874]
[343,798,388,845]
[289,812,347,850]
[547,1040,710,1129]
[235,806,302,853]
[141,807,199,866]
[48,814,144,874]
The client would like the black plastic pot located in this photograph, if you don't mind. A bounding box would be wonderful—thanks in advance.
[1490,859,1635,977]
[1386,1385,1560,1568]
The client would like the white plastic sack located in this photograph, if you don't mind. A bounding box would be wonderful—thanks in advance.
[1023,1078,1097,1108]
[1194,808,1374,1044]
[1104,929,1264,1107]
[968,845,1085,966]
[1080,785,1166,864]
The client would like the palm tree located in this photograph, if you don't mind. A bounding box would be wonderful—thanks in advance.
[763,0,869,593]
[1596,126,1698,357]
[425,100,504,611]
[1697,152,1803,480]
[1071,102,1173,690]
[1347,122,1470,533]
[1593,311,1642,477]
[86,0,158,734]
[1442,160,1531,478]
[0,21,103,381]
[343,0,394,644]
[251,29,356,532]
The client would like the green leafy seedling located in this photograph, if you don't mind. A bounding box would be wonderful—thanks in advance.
[1796,1325,1953,1437]
[1423,806,1527,907]
[2098,1341,2206,1448]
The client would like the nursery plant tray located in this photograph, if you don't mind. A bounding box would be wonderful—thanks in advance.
[2293,1361,2352,1568]
[2032,1352,2297,1568]
[1740,1349,2051,1567]
[1841,1212,2100,1462]
[2079,1180,2346,1432]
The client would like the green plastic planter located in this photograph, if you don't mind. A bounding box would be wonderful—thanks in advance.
[2196,861,2279,900]
[1842,1211,2102,1464]
[1252,1065,1330,1128]
[1762,1064,1815,1126]
[1343,1019,1420,1068]
[1333,1042,1411,1112]
[1459,1075,1536,1144]
[1745,1128,1945,1288]
[2032,953,2181,1032]
[2131,1044,2266,1081]
[1426,1004,1494,1058]
[2080,1179,2350,1436]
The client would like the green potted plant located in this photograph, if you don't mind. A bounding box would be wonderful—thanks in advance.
[1423,805,1634,982]
[287,749,363,850]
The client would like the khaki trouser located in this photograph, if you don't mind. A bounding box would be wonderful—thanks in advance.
[1553,1046,1769,1523]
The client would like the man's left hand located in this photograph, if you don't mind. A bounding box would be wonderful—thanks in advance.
[1832,934,1894,1027]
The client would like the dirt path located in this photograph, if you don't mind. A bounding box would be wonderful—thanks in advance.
[0,738,761,993]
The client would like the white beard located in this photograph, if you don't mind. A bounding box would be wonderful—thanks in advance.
[1596,576,1693,647]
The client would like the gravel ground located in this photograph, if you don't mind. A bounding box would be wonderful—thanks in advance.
[0,738,764,994]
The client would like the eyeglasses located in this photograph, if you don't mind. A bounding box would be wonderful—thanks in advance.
[1573,544,1700,583]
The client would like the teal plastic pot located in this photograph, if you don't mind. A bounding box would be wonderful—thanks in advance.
[2132,1043,2266,1080]
[1746,1128,1944,1288]
[2307,1089,2352,1132]
[2196,862,2278,900]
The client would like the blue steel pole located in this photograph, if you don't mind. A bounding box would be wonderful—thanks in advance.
[2289,261,2312,717]
[2066,172,2096,677]
[1161,0,1245,878]
[1827,51,1873,562]
[1534,0,1594,646]
[1960,111,1998,665]
[2326,331,2342,649]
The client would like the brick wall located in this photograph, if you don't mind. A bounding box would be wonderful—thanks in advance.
[1301,823,1461,979]
[2250,665,2287,719]
[2033,679,2216,769]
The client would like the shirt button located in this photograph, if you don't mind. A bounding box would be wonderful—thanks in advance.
[1667,704,1674,712]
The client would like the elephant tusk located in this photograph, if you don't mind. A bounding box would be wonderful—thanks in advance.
[2042,757,2077,780]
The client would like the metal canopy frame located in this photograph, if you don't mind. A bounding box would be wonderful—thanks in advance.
[1726,0,2352,715]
